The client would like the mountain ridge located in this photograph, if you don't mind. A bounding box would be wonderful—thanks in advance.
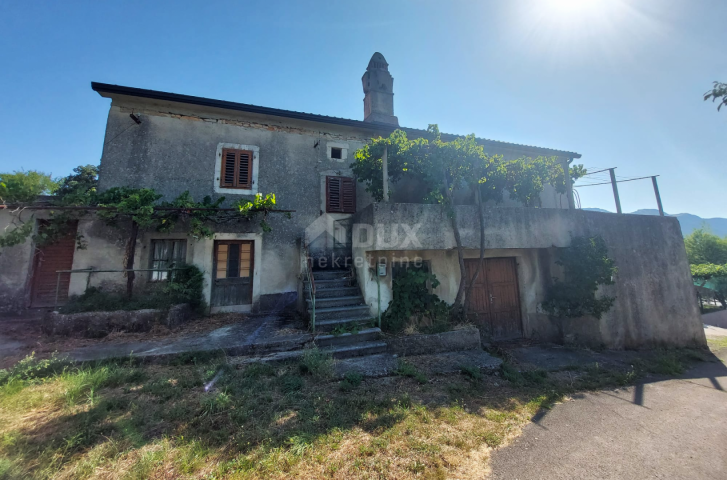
[582,208,727,237]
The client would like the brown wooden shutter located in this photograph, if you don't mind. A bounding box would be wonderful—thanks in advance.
[326,176,341,212]
[221,149,237,187]
[220,149,254,189]
[238,151,252,189]
[326,176,355,214]
[341,177,356,213]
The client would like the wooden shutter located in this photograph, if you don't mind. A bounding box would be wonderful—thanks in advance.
[220,149,253,189]
[326,176,356,214]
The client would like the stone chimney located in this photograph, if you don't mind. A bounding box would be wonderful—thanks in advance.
[362,52,399,126]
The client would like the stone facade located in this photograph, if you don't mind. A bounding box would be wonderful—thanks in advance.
[0,53,702,350]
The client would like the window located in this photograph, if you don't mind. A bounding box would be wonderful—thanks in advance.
[330,147,343,160]
[220,148,253,189]
[326,176,356,214]
[149,239,187,281]
[215,241,253,279]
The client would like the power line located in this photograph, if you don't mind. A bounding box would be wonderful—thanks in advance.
[575,175,659,188]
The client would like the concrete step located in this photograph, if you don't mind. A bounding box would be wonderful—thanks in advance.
[305,286,360,299]
[305,278,355,290]
[325,341,388,359]
[314,327,382,348]
[310,304,371,321]
[312,270,353,281]
[307,295,364,309]
[314,315,375,332]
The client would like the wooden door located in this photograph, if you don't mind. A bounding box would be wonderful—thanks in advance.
[31,222,78,308]
[211,241,253,307]
[464,257,522,340]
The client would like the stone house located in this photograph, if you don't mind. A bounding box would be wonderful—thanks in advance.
[0,53,705,349]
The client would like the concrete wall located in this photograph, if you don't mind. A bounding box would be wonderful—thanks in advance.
[352,204,705,349]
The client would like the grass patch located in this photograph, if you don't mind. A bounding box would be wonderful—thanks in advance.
[395,360,428,384]
[0,346,708,480]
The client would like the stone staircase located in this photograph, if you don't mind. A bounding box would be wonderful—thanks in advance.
[304,268,386,359]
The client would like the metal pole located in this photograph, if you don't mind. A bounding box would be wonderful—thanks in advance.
[609,168,622,214]
[54,272,61,309]
[382,146,389,202]
[376,270,381,329]
[86,268,94,291]
[651,176,664,216]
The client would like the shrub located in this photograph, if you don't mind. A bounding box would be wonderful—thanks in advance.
[298,347,333,378]
[542,236,617,320]
[60,264,205,314]
[339,372,363,392]
[383,268,451,334]
[0,352,69,385]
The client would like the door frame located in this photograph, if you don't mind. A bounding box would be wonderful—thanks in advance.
[211,240,255,309]
[198,233,262,314]
[29,220,79,308]
[464,256,523,340]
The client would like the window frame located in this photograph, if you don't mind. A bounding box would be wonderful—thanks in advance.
[214,143,259,196]
[220,148,253,189]
[149,239,187,282]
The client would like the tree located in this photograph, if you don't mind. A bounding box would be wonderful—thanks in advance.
[54,165,99,206]
[704,81,727,112]
[684,228,727,266]
[0,170,57,205]
[352,125,573,309]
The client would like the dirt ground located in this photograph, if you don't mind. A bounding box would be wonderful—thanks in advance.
[0,312,255,369]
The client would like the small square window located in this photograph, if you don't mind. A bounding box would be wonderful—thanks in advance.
[330,147,343,160]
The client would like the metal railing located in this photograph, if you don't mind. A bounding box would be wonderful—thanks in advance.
[302,244,316,332]
[53,267,186,308]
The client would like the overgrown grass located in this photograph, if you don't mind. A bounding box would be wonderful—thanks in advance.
[0,347,709,479]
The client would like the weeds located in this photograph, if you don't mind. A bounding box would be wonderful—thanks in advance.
[395,360,428,384]
[298,347,333,378]
[339,371,363,392]
[459,364,483,381]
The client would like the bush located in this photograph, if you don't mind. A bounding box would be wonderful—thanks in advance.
[0,352,69,386]
[383,268,452,334]
[298,347,333,378]
[60,264,205,314]
[339,372,363,392]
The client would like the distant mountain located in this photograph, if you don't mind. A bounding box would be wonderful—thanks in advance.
[583,208,727,237]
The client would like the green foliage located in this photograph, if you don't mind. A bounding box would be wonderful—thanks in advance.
[0,221,33,249]
[351,126,568,207]
[684,228,727,265]
[339,372,363,392]
[96,187,163,229]
[542,236,617,320]
[394,360,428,384]
[0,170,57,204]
[704,81,727,112]
[297,347,333,378]
[0,352,69,386]
[54,164,99,206]
[60,264,205,313]
[500,363,548,387]
[156,191,225,239]
[691,263,727,280]
[383,268,451,333]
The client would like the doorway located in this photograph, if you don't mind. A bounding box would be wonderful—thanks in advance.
[211,240,254,308]
[464,257,523,340]
[30,221,78,308]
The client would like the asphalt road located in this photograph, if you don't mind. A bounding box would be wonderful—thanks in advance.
[490,347,727,479]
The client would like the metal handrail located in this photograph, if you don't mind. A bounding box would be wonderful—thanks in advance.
[302,244,316,332]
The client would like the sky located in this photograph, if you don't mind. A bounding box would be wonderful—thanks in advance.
[0,0,724,217]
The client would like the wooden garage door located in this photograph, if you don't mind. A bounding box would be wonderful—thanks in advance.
[31,222,78,308]
[464,257,522,340]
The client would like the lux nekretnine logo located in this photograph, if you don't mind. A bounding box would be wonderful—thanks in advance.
[304,214,425,269]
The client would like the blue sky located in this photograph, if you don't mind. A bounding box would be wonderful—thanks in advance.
[0,0,724,217]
